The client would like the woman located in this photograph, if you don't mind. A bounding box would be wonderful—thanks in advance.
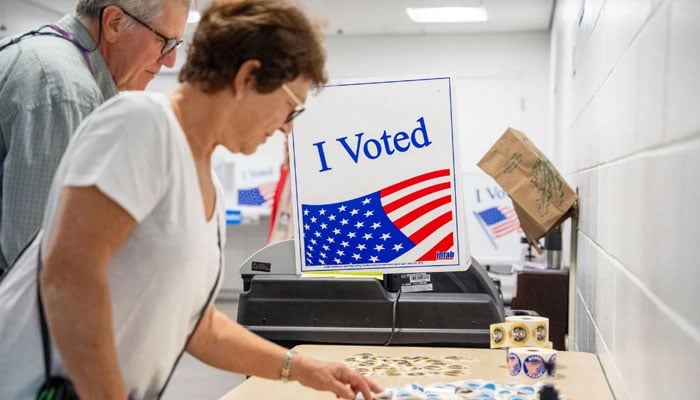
[0,0,381,399]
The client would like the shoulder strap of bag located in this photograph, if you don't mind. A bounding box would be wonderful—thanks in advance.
[37,246,52,381]
[156,216,224,399]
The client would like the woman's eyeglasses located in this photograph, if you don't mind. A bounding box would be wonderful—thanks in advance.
[281,84,305,123]
[120,7,184,56]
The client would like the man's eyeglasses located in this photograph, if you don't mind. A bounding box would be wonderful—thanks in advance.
[120,7,183,56]
[281,84,305,123]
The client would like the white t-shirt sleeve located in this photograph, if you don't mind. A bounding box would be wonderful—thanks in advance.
[62,93,172,222]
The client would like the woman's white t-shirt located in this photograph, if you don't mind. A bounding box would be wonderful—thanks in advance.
[0,92,225,399]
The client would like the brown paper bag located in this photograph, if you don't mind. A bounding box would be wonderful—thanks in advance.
[477,128,577,250]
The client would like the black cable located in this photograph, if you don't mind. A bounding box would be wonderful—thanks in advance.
[383,286,402,346]
[0,25,53,52]
[0,8,104,53]
[445,272,470,294]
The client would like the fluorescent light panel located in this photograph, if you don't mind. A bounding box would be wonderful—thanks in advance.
[406,7,488,23]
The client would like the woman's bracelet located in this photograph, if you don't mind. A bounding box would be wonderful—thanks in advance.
[280,349,297,383]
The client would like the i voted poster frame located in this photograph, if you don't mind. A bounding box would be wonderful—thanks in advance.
[289,76,471,274]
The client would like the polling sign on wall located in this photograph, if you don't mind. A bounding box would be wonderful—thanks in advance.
[289,76,471,274]
[463,171,523,264]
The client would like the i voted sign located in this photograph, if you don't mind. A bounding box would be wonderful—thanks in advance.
[289,77,471,274]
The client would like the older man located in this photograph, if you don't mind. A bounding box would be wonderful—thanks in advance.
[0,0,191,279]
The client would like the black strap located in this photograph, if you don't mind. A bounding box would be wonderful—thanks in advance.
[0,26,93,54]
[36,215,224,398]
[0,227,42,286]
[156,216,223,398]
[0,25,53,52]
[36,246,52,381]
[0,8,104,54]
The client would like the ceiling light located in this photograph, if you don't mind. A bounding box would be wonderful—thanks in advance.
[187,10,201,24]
[406,7,488,23]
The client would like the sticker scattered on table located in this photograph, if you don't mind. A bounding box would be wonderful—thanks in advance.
[344,353,479,377]
[355,379,566,400]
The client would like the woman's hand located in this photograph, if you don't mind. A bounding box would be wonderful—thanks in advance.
[290,355,382,399]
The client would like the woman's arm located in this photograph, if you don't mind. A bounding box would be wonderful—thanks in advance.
[186,306,382,400]
[41,186,137,399]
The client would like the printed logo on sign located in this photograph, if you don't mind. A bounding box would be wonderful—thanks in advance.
[436,250,454,259]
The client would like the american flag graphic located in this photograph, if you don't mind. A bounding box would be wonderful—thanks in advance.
[301,169,456,267]
[474,206,521,241]
[238,180,277,206]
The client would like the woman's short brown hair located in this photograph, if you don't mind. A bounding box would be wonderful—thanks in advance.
[179,0,327,94]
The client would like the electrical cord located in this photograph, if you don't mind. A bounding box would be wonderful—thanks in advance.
[383,286,402,346]
[445,272,470,294]
[0,8,104,53]
[383,271,469,345]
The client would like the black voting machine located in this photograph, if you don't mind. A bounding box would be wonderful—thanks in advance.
[237,240,505,348]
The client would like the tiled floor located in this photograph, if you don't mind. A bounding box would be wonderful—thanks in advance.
[161,300,246,400]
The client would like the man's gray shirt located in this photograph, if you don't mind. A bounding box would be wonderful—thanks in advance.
[0,15,118,270]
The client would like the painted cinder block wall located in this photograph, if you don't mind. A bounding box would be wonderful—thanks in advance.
[550,0,700,398]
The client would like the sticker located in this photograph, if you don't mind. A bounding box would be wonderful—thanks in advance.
[492,325,506,346]
[251,261,271,272]
[344,352,477,377]
[532,321,547,344]
[507,353,522,377]
[517,385,536,395]
[523,354,546,379]
[508,322,529,344]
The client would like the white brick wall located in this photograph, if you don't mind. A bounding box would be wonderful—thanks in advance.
[552,0,700,398]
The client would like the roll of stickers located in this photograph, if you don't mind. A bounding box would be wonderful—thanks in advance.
[490,316,549,348]
[507,347,557,380]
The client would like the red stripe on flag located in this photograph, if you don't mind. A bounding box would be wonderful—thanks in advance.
[392,195,452,229]
[494,221,520,237]
[256,181,278,201]
[408,211,452,244]
[382,182,451,214]
[492,207,520,237]
[417,233,454,261]
[380,169,451,197]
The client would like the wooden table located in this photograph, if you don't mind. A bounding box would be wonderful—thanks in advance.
[219,345,613,400]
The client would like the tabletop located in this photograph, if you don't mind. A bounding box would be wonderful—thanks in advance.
[219,344,614,400]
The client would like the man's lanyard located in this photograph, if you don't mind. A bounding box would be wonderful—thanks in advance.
[0,24,95,74]
[48,24,93,73]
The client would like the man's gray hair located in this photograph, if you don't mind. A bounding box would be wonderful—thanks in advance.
[76,0,194,25]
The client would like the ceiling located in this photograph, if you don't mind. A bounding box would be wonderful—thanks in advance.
[295,0,554,35]
[4,0,554,37]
